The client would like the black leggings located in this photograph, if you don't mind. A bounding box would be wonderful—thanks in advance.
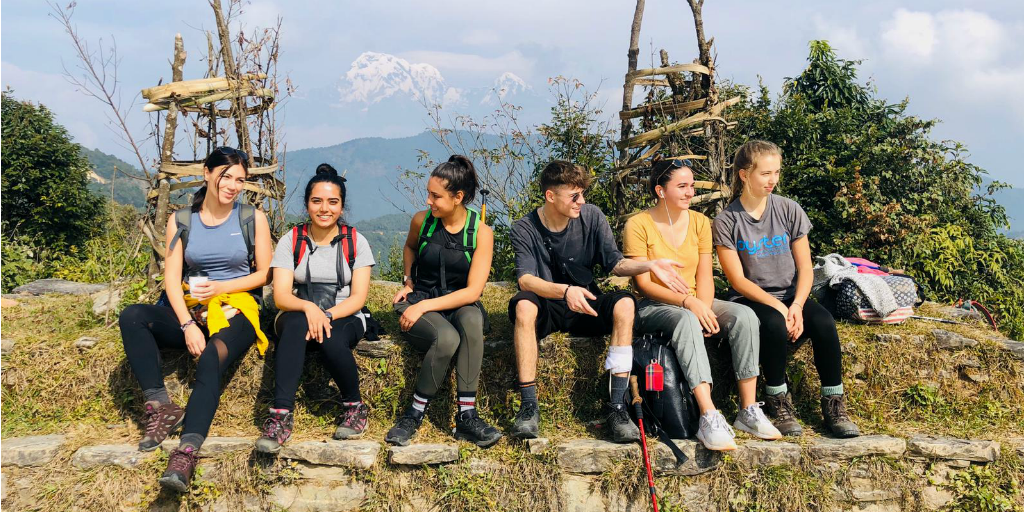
[734,297,843,388]
[273,311,364,410]
[119,304,256,438]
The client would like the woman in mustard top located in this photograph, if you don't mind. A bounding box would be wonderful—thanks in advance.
[624,158,781,451]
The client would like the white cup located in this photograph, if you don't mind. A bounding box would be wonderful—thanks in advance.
[189,275,209,288]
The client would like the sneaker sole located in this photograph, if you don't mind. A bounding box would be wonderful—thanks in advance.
[158,475,189,493]
[696,431,738,451]
[733,421,783,441]
[454,431,503,448]
[333,431,365,440]
[385,435,411,447]
[254,443,282,454]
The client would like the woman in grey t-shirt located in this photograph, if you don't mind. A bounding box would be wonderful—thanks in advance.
[713,140,860,439]
[255,165,375,454]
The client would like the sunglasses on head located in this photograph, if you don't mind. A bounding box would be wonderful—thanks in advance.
[214,146,249,162]
[653,158,694,182]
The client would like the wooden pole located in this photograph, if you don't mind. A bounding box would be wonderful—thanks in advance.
[211,0,253,164]
[150,34,186,289]
[616,0,646,220]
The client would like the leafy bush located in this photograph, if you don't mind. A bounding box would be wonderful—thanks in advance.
[0,236,46,293]
[50,203,148,285]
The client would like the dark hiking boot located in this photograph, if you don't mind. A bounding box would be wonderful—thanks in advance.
[158,445,199,493]
[821,394,861,438]
[255,408,293,454]
[334,403,369,440]
[764,392,803,437]
[139,401,184,452]
[510,401,540,439]
[385,412,423,446]
[605,404,640,443]
[454,409,503,448]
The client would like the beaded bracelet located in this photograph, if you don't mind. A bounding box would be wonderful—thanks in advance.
[180,319,197,332]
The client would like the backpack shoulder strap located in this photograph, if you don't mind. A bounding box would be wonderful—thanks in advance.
[417,211,439,254]
[238,203,257,271]
[168,208,192,254]
[462,207,480,263]
[340,224,356,272]
[291,224,309,269]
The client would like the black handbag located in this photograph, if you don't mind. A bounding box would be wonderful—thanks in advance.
[630,333,700,439]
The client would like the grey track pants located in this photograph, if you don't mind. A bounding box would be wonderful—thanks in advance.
[637,298,760,389]
[393,301,485,397]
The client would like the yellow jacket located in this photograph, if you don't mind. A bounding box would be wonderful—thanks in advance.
[184,288,268,356]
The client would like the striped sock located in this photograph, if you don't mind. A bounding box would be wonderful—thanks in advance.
[821,384,844,397]
[519,381,538,404]
[766,383,788,396]
[411,393,430,414]
[457,392,476,412]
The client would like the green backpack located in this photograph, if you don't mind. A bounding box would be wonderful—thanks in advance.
[416,207,480,263]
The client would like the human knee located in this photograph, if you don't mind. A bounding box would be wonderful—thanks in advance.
[195,344,221,378]
[514,300,538,323]
[433,324,461,359]
[118,304,148,330]
[456,307,484,333]
[612,296,635,324]
[760,309,788,341]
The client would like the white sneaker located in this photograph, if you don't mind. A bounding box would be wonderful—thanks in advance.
[696,410,737,451]
[733,402,783,440]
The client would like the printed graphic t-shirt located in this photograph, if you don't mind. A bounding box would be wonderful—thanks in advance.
[622,209,712,298]
[712,194,811,301]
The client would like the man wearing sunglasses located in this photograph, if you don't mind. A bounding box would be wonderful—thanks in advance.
[507,160,689,443]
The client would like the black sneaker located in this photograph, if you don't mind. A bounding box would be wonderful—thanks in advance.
[821,394,860,438]
[454,409,503,448]
[255,408,293,454]
[385,412,423,446]
[158,445,199,493]
[139,401,185,452]
[764,392,804,437]
[605,404,640,443]
[510,401,540,439]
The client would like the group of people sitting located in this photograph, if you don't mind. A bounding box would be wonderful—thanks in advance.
[119,140,860,493]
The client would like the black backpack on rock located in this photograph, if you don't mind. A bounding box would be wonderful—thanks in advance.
[630,333,700,439]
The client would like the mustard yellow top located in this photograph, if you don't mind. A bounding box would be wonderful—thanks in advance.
[184,288,269,356]
[622,209,713,297]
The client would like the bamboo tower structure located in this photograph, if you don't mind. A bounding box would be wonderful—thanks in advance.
[140,1,285,285]
[613,0,737,221]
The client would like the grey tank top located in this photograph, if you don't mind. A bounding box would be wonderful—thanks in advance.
[183,202,250,281]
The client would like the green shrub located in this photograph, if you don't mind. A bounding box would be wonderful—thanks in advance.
[0,236,46,293]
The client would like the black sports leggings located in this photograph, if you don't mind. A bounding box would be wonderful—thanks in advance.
[119,304,256,438]
[734,297,843,388]
[273,311,364,410]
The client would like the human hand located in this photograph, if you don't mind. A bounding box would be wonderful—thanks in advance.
[184,323,207,358]
[683,296,720,335]
[399,302,427,331]
[565,285,598,316]
[303,303,332,343]
[787,302,804,342]
[189,280,223,302]
[393,283,414,304]
[649,259,689,295]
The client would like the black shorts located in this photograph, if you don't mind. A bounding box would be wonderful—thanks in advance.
[508,289,637,339]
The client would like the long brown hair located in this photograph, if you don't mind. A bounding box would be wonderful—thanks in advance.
[191,147,250,212]
[728,140,782,203]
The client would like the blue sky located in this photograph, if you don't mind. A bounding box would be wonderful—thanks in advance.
[2,0,1022,186]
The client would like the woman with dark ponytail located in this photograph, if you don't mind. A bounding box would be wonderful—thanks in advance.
[256,164,375,453]
[118,146,272,492]
[386,155,501,448]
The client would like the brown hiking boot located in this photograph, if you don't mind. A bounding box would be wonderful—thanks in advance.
[158,445,199,492]
[139,401,185,452]
[821,394,860,438]
[764,392,803,436]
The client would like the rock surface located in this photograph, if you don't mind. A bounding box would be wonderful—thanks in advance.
[527,438,551,454]
[160,437,253,457]
[71,444,149,469]
[353,339,396,358]
[269,482,365,512]
[555,439,638,474]
[13,279,107,296]
[731,440,801,467]
[280,440,379,469]
[931,329,978,350]
[388,443,459,465]
[74,336,99,349]
[294,462,354,482]
[907,435,1000,462]
[1,434,65,467]
[994,339,1024,361]
[652,439,722,476]
[1,338,12,356]
[806,435,907,460]
[91,288,123,317]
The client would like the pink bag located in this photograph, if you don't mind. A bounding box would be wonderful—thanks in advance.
[844,257,890,276]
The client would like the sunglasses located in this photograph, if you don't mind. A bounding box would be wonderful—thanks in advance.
[653,158,694,182]
[214,146,249,162]
[564,191,583,203]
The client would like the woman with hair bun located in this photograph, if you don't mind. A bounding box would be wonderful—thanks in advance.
[255,163,375,454]
[386,155,501,448]
[118,146,273,492]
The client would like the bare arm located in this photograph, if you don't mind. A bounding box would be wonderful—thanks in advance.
[417,223,494,312]
[393,212,425,304]
[612,257,689,294]
[716,245,788,311]
[632,256,685,306]
[694,253,715,307]
[789,236,813,307]
[163,215,193,325]
[518,273,572,300]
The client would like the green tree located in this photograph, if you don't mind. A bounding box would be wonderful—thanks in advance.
[2,90,103,250]
[732,41,1024,336]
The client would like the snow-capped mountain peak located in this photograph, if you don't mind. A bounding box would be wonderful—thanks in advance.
[481,72,530,105]
[341,52,448,105]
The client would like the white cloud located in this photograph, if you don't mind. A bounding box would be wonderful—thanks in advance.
[935,10,1006,64]
[397,50,534,82]
[461,29,500,46]
[881,9,937,62]
[812,15,869,59]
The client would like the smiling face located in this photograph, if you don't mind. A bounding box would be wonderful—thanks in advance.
[205,164,247,205]
[306,182,344,229]
[426,176,463,217]
[656,166,696,211]
[546,185,586,219]
[739,153,781,200]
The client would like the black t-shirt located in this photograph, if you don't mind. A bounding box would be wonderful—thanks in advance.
[511,203,623,285]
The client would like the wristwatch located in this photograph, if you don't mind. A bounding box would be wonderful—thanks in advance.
[323,310,333,321]
[403,275,413,287]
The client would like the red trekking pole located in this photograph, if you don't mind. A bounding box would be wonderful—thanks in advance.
[629,375,659,512]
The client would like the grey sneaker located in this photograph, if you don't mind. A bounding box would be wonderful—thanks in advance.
[821,394,860,438]
[733,402,783,440]
[696,410,737,451]
[510,401,540,439]
[605,404,640,443]
[764,392,803,437]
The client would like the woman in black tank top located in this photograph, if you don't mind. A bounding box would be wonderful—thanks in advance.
[386,155,502,448]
